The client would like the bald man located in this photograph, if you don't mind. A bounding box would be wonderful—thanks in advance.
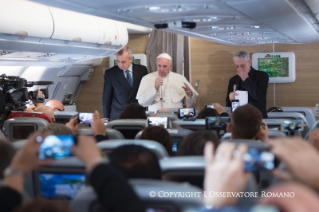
[46,99,64,112]
[137,53,198,112]
[34,105,55,122]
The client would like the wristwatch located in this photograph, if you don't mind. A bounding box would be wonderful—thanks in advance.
[3,167,26,178]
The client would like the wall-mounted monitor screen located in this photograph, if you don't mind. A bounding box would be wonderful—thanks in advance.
[108,53,147,68]
[252,52,295,83]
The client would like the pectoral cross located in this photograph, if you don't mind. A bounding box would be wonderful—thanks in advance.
[160,97,165,108]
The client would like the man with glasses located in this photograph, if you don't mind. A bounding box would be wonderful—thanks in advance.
[102,46,148,121]
[226,51,269,118]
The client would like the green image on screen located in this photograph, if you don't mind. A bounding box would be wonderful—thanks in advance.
[258,57,289,77]
[114,58,141,66]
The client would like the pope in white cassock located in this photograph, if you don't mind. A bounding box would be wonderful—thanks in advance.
[136,53,199,112]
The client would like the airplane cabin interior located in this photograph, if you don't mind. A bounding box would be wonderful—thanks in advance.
[1,0,319,211]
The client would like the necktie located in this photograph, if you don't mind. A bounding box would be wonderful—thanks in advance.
[125,70,132,87]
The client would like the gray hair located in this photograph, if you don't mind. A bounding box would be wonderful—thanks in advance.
[233,51,250,61]
[117,46,133,59]
[38,123,73,135]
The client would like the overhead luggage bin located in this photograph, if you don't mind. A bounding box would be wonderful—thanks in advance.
[0,0,53,38]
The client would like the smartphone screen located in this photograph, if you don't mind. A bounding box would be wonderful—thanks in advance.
[244,148,275,172]
[205,105,214,109]
[178,108,195,118]
[38,135,75,160]
[231,100,239,112]
[205,117,229,130]
[147,117,168,128]
[78,112,93,124]
[281,120,304,132]
[171,140,180,156]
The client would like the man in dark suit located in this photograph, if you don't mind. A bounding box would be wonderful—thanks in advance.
[102,47,148,121]
[226,51,269,118]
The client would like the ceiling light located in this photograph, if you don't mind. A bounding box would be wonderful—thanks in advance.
[48,59,61,62]
[252,26,260,28]
[148,6,161,11]
[148,5,192,13]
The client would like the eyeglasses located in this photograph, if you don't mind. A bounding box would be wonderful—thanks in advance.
[55,107,64,111]
[235,61,250,69]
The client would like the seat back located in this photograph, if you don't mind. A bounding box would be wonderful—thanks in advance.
[130,179,204,211]
[32,157,87,200]
[160,156,205,180]
[54,111,77,124]
[78,127,124,139]
[135,128,193,156]
[2,117,49,142]
[265,116,309,138]
[7,111,53,123]
[160,156,258,206]
[263,118,287,131]
[97,139,169,159]
[106,119,146,139]
[156,113,179,121]
[221,130,286,141]
[281,107,316,127]
[267,112,308,126]
[173,119,206,131]
[70,179,204,212]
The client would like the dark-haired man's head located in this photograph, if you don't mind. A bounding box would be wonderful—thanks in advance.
[196,108,219,119]
[230,104,262,139]
[177,130,220,156]
[140,126,172,155]
[119,103,147,119]
[109,144,161,180]
[267,106,283,113]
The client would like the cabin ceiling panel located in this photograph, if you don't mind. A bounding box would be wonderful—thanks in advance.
[29,0,319,45]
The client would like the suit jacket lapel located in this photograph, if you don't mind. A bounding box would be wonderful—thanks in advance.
[115,67,131,92]
[129,64,140,98]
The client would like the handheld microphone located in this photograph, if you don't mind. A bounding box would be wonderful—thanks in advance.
[233,84,237,92]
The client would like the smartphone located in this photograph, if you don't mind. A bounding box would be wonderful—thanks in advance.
[78,112,93,124]
[281,120,304,132]
[171,140,179,156]
[38,135,75,160]
[244,147,275,172]
[178,108,195,119]
[205,117,229,131]
[231,100,240,112]
[147,117,169,128]
[205,104,214,109]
